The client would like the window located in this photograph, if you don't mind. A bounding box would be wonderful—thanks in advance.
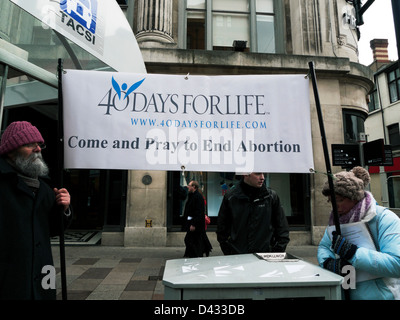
[368,88,379,112]
[343,110,366,144]
[186,0,276,53]
[387,173,400,209]
[388,68,400,103]
[167,171,310,231]
[212,1,250,51]
[187,0,206,49]
[256,0,275,53]
[388,123,400,151]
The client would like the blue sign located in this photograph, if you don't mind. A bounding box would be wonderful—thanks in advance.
[60,0,97,33]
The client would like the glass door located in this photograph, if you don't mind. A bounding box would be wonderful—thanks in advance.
[65,169,127,231]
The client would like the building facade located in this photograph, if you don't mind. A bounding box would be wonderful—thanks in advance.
[0,0,374,247]
[365,39,400,215]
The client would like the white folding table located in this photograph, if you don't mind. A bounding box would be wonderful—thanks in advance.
[163,253,343,300]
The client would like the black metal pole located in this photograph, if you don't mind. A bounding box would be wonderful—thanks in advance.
[308,61,341,235]
[57,58,67,300]
[359,0,375,17]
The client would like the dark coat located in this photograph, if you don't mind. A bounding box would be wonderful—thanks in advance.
[183,190,205,231]
[0,157,70,300]
[217,181,290,255]
[183,190,211,257]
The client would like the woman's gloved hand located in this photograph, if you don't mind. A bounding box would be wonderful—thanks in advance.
[332,231,358,260]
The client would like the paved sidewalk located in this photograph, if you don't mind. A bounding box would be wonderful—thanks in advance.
[51,245,319,300]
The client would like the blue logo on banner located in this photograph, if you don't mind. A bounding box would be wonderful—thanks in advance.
[60,0,97,33]
[112,77,146,100]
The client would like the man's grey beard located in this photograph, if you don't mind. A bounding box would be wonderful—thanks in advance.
[14,152,49,178]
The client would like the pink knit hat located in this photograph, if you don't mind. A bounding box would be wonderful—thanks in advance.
[0,121,44,155]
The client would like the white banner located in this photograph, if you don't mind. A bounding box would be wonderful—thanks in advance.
[10,0,146,73]
[62,70,314,173]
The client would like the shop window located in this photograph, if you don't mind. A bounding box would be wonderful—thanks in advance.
[32,26,54,45]
[167,171,310,231]
[65,169,127,231]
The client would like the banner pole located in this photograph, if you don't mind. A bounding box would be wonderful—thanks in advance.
[57,58,67,300]
[308,61,341,235]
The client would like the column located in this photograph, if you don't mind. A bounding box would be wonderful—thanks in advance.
[136,0,174,43]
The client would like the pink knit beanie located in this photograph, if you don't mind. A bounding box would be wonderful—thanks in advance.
[0,121,44,155]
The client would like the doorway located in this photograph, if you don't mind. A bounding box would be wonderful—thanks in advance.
[66,169,127,231]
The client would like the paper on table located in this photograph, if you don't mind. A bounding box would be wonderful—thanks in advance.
[328,222,379,282]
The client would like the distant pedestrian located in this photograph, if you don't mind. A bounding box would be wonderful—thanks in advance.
[183,180,212,257]
[0,121,72,300]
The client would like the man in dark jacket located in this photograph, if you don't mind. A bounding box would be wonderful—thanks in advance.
[0,121,72,300]
[183,180,212,257]
[217,173,289,255]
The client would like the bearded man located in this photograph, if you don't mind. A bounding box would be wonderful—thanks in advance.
[0,121,72,300]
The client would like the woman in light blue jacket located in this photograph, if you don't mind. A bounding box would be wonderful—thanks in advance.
[318,167,400,300]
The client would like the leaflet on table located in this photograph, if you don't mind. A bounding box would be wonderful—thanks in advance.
[328,222,379,282]
[255,252,299,262]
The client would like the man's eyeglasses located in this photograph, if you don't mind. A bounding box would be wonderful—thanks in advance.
[23,143,46,150]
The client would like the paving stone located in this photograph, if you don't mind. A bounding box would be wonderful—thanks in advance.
[119,291,154,300]
[72,258,100,265]
[120,258,142,263]
[79,267,113,279]
[58,290,91,300]
[68,278,103,291]
[101,271,133,285]
[86,290,123,300]
[125,280,157,291]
